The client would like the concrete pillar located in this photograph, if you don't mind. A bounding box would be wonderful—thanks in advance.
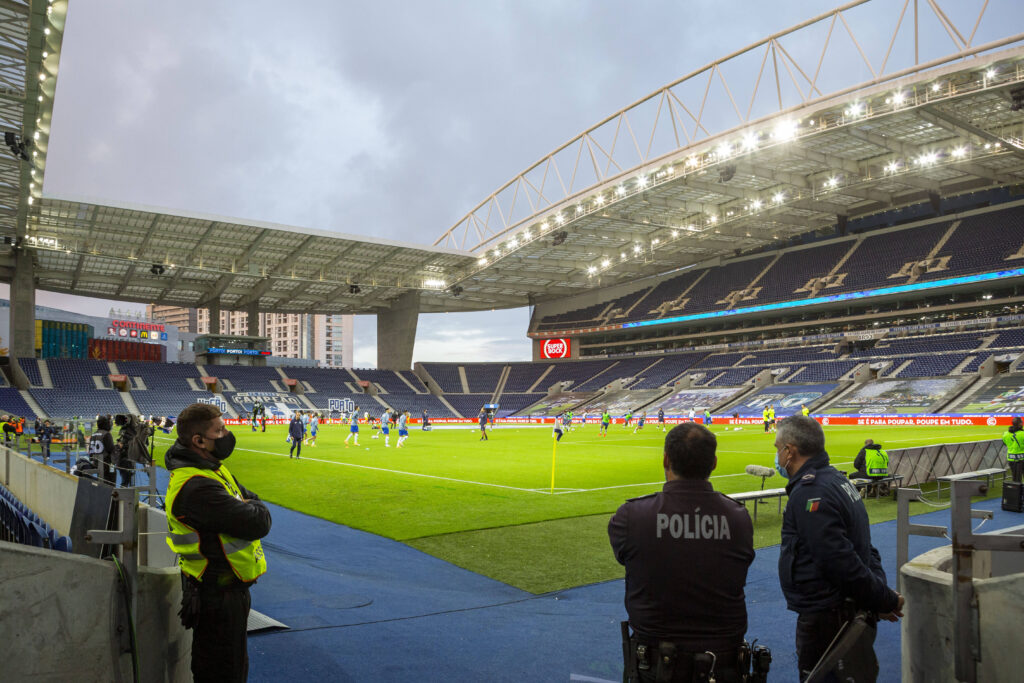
[376,291,419,370]
[207,300,221,335]
[10,248,36,357]
[245,302,259,337]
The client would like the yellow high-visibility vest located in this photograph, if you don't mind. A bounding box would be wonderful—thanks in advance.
[165,464,266,582]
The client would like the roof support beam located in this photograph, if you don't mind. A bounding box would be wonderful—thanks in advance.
[197,273,236,308]
[918,106,1024,161]
[234,277,275,309]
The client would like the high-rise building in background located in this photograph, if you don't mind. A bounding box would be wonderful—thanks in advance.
[146,305,354,368]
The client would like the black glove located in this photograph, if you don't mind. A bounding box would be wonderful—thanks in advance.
[178,576,202,629]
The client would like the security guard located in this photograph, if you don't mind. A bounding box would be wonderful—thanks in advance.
[775,415,902,681]
[165,403,272,683]
[609,423,755,682]
[851,439,888,482]
[1002,416,1024,482]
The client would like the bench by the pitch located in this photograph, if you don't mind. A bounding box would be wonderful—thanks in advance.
[936,467,1006,500]
[727,488,788,521]
[849,474,905,499]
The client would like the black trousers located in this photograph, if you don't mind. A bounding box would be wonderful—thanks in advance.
[795,607,877,682]
[1011,459,1023,483]
[192,585,251,683]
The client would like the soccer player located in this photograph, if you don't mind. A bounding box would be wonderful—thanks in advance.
[624,409,633,428]
[763,405,771,434]
[600,410,611,437]
[657,407,665,431]
[379,409,392,446]
[703,408,712,426]
[553,415,564,442]
[307,412,319,447]
[344,408,360,447]
[478,409,489,441]
[768,404,776,434]
[581,411,588,429]
[633,410,646,434]
[688,407,695,423]
[396,411,410,448]
[373,409,390,440]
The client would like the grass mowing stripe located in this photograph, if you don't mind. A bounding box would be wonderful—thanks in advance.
[155,435,548,495]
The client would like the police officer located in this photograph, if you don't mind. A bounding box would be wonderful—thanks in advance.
[609,423,755,682]
[775,415,903,682]
[1002,416,1024,482]
[165,403,271,683]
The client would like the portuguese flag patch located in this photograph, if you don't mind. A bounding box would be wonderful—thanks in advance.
[806,498,821,512]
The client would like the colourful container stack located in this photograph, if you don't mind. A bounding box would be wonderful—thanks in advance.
[35,321,94,358]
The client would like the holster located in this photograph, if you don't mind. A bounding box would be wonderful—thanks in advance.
[178,575,202,629]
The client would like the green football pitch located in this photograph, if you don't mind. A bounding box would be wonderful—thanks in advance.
[155,422,1004,593]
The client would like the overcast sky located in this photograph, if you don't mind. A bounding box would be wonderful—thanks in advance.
[32,0,1017,366]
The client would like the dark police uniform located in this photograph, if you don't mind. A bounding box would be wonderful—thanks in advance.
[780,452,899,681]
[610,479,755,682]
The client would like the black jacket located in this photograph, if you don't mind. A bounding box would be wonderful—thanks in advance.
[779,452,898,614]
[853,443,883,473]
[609,479,755,650]
[165,440,272,585]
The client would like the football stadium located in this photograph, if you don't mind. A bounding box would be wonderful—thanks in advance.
[3,1,1024,681]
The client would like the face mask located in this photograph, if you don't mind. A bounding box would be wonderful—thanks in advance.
[204,431,236,460]
[774,449,789,480]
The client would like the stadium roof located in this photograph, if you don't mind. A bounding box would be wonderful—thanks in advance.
[5,1,1024,316]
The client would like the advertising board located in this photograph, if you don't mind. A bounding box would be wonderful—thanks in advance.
[540,338,571,359]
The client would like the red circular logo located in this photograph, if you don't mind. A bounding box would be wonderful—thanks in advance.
[542,338,570,358]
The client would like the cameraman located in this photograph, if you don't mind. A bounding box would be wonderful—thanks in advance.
[88,415,116,485]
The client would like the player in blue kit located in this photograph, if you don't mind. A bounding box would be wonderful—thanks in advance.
[396,411,410,448]
[374,408,392,446]
[344,408,360,447]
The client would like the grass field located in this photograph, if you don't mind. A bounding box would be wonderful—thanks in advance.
[155,421,1004,593]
